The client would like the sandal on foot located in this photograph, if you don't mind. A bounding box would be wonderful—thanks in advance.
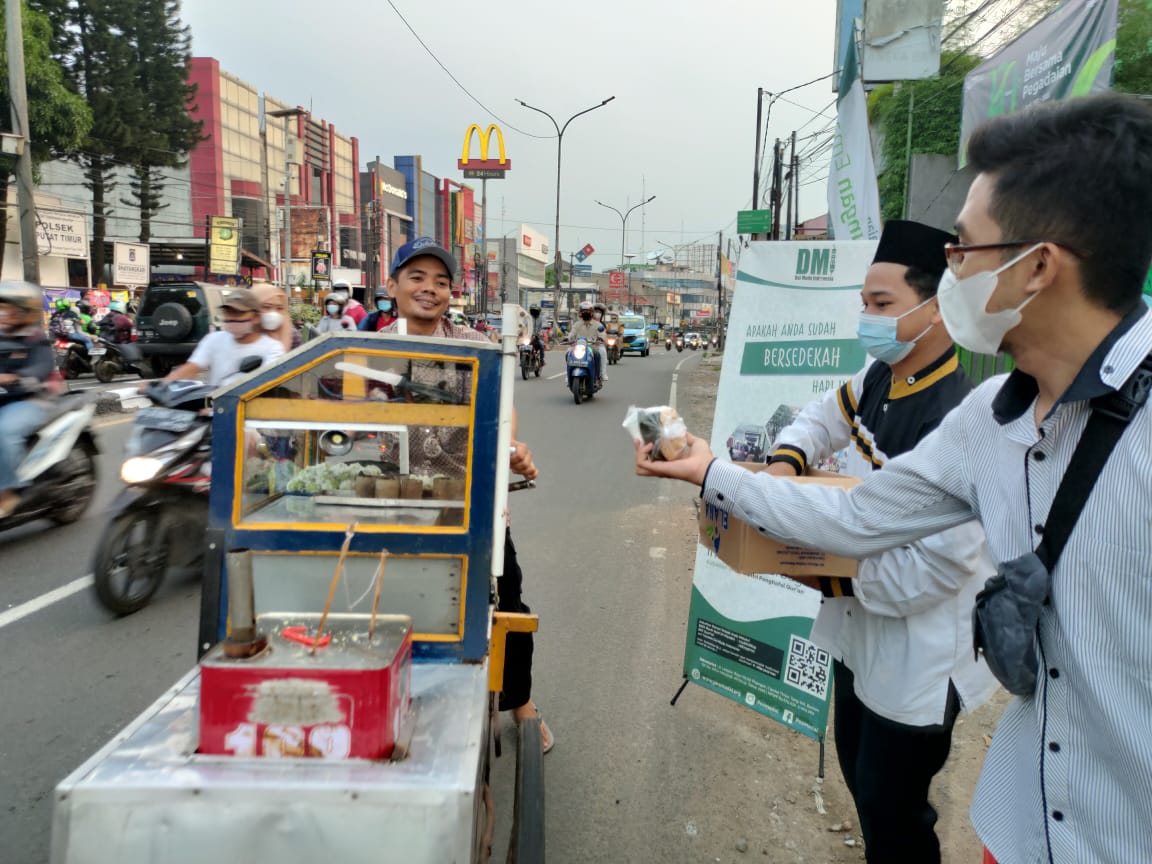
[515,707,554,754]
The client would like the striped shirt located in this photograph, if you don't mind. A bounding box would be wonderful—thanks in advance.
[703,306,1152,863]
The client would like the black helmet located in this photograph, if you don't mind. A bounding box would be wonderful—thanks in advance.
[529,305,541,318]
[374,285,389,299]
[78,301,92,315]
[0,280,42,312]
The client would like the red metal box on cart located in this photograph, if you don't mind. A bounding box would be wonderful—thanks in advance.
[198,613,412,760]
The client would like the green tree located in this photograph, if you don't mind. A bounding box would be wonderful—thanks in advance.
[868,51,983,221]
[0,0,92,252]
[119,0,202,241]
[1114,0,1152,95]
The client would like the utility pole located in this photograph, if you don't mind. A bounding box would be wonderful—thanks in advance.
[769,140,783,241]
[751,88,763,240]
[715,230,723,349]
[6,0,39,283]
[785,131,797,240]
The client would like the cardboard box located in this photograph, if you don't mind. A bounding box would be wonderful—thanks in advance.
[698,465,861,577]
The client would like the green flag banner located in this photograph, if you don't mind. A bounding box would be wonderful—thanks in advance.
[959,0,1118,165]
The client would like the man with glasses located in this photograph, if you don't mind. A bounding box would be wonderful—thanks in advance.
[635,94,1152,863]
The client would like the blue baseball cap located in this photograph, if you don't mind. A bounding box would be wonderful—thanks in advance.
[389,237,457,279]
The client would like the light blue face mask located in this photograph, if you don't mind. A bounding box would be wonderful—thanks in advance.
[326,304,341,316]
[856,296,935,365]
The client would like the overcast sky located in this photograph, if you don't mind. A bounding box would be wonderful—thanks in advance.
[182,0,838,269]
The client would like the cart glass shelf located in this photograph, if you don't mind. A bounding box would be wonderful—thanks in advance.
[234,348,479,531]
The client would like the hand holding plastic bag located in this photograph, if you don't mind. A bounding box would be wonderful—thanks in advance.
[622,404,689,461]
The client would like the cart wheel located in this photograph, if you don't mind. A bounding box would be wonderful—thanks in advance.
[509,717,545,863]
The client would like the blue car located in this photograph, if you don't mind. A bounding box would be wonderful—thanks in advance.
[619,314,649,356]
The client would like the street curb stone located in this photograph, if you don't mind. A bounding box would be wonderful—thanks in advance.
[94,387,149,415]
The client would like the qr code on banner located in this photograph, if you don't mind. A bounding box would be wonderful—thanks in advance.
[783,635,831,699]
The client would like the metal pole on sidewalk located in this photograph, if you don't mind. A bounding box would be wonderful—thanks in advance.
[6,0,39,283]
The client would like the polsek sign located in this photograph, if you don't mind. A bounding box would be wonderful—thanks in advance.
[35,208,89,259]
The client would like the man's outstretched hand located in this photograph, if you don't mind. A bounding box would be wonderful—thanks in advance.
[634,431,715,487]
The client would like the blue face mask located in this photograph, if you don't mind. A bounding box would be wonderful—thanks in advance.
[856,296,934,365]
[326,304,341,316]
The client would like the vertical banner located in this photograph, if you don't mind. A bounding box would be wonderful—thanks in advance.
[684,240,877,740]
[959,0,1118,163]
[827,38,881,242]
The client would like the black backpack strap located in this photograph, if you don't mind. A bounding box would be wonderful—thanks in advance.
[1036,352,1152,569]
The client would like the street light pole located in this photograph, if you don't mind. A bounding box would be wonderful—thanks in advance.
[517,95,615,342]
[595,195,655,307]
[269,108,306,292]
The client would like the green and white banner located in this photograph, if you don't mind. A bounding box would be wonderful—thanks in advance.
[959,0,1118,164]
[828,37,881,242]
[684,240,877,741]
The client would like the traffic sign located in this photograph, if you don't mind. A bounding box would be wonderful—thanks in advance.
[737,209,773,234]
[573,264,593,276]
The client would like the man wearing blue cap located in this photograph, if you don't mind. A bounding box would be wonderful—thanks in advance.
[380,237,555,753]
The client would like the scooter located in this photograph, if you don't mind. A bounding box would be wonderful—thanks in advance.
[92,356,267,615]
[565,337,602,405]
[518,335,543,380]
[604,334,622,365]
[91,379,214,615]
[0,390,99,533]
[54,334,103,380]
[92,339,144,384]
[675,334,684,352]
[665,336,672,352]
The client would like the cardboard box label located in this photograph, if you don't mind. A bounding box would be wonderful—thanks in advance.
[698,465,860,578]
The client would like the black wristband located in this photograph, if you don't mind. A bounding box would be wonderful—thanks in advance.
[699,457,718,497]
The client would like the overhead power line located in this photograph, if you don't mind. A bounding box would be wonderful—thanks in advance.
[385,0,553,139]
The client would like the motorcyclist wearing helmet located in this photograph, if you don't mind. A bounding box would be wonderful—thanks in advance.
[98,300,135,345]
[332,280,367,326]
[567,300,608,383]
[527,305,546,368]
[316,291,357,334]
[359,286,396,332]
[49,298,94,353]
[0,281,55,517]
[76,300,95,334]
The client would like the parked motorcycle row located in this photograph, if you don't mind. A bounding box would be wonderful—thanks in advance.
[55,335,144,383]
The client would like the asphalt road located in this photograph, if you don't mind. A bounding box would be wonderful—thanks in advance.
[2,346,803,863]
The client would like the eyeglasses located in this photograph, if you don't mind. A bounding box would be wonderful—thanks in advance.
[943,241,1043,275]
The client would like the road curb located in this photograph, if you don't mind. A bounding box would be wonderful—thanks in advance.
[95,387,149,415]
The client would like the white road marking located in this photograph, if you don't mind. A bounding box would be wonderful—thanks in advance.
[547,371,566,380]
[0,575,94,631]
[674,355,693,372]
[670,373,678,411]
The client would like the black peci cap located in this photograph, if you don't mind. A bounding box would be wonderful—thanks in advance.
[872,220,957,278]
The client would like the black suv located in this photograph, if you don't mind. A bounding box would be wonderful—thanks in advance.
[135,281,231,377]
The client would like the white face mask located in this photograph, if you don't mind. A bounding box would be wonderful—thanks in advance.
[260,311,283,331]
[937,243,1043,356]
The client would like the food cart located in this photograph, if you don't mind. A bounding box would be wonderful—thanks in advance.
[50,313,545,863]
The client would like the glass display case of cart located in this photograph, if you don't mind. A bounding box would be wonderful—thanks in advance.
[236,347,479,530]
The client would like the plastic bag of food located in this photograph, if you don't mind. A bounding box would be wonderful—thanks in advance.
[622,404,689,461]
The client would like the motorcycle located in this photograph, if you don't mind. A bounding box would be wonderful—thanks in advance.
[54,335,103,380]
[675,335,684,353]
[665,336,672,352]
[711,334,719,350]
[92,339,144,384]
[92,379,214,615]
[687,334,701,351]
[604,334,622,365]
[565,337,602,405]
[518,335,543,380]
[0,391,99,533]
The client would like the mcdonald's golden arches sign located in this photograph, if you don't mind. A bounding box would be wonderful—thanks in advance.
[458,124,511,180]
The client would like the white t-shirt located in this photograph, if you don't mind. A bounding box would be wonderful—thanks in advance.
[187,330,285,387]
